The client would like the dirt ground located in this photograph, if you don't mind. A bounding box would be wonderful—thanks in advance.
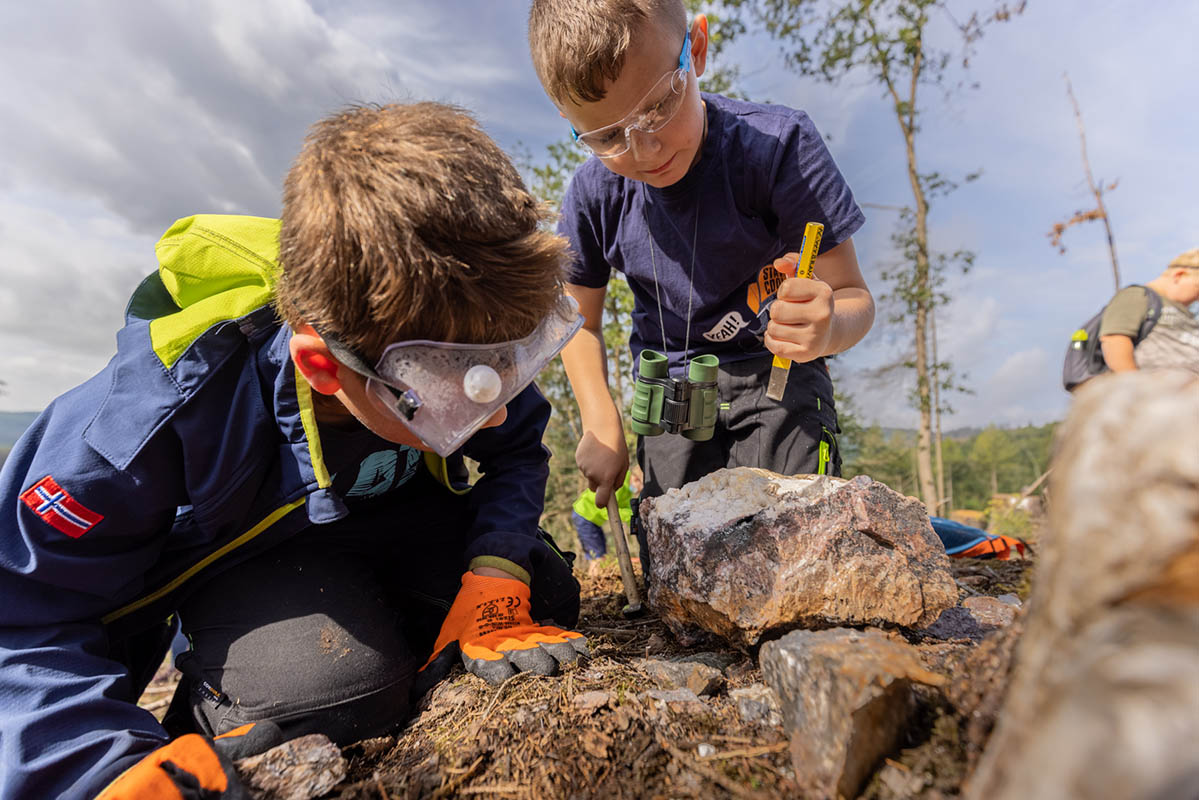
[138,555,1033,799]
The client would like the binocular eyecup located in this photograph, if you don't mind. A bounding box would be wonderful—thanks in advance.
[630,350,719,441]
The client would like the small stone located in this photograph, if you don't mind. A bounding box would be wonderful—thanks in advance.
[878,761,926,796]
[696,743,717,758]
[996,593,1022,607]
[573,690,613,712]
[642,688,709,716]
[730,684,782,726]
[235,734,346,800]
[645,633,670,655]
[963,595,1018,627]
[637,658,724,696]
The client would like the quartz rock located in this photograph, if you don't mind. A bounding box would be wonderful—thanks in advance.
[641,469,956,648]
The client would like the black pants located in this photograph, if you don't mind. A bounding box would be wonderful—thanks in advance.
[165,496,578,744]
[634,355,840,578]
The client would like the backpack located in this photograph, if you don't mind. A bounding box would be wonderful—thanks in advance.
[1062,285,1163,392]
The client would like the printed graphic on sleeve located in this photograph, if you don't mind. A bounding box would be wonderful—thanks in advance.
[746,264,786,315]
[19,476,104,538]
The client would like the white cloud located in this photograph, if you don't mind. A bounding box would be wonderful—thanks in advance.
[0,196,152,409]
[0,0,1194,426]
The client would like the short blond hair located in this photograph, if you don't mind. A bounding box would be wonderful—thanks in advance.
[275,103,567,360]
[528,0,687,105]
[1168,248,1199,269]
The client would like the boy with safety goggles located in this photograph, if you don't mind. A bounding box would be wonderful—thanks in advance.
[527,1,875,567]
[0,102,586,799]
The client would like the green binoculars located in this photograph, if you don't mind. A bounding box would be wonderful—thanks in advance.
[629,350,719,440]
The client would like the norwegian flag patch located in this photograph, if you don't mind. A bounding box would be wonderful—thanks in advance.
[19,475,104,538]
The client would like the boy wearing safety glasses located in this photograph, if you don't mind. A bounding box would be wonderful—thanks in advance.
[528,2,875,554]
[0,103,587,799]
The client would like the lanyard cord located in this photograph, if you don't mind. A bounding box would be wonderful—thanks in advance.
[645,201,670,359]
[644,196,701,370]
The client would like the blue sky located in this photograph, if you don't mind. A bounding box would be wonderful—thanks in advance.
[0,0,1194,429]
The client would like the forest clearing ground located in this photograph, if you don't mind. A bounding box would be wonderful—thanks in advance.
[137,555,1035,798]
[320,555,1034,799]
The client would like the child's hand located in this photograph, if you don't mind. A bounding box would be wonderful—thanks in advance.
[576,423,629,508]
[764,253,834,363]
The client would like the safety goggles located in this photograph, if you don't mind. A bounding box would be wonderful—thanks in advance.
[570,30,691,159]
[321,294,583,457]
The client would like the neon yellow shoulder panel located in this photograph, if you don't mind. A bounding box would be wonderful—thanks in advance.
[150,215,282,368]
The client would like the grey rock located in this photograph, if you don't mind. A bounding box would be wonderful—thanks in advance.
[760,627,947,800]
[641,469,957,648]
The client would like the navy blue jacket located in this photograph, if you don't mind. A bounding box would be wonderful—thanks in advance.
[0,216,555,798]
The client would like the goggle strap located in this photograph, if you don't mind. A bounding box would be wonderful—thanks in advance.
[317,329,423,420]
[319,331,378,382]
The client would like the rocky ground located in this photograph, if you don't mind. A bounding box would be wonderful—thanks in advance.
[143,554,1033,799]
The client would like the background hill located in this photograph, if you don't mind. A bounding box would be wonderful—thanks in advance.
[0,411,36,448]
[0,411,38,466]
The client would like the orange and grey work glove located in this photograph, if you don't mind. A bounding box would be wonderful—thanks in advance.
[418,572,588,688]
[96,721,282,799]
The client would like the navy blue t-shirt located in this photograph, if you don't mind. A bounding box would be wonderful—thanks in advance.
[560,93,865,374]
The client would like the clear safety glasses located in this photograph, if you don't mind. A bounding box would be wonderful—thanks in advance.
[570,30,692,159]
[321,294,583,457]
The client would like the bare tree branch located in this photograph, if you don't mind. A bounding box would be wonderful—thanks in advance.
[1047,73,1121,290]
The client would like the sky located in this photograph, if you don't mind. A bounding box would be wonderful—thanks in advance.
[0,0,1195,431]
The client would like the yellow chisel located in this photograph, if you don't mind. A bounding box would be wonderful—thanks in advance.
[764,221,824,401]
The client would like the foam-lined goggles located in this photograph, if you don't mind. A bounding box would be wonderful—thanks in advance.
[321,294,583,456]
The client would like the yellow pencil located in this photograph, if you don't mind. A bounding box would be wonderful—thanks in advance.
[764,222,824,401]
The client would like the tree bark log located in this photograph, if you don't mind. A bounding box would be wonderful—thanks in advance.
[965,371,1199,800]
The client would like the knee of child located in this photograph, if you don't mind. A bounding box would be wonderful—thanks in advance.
[187,621,420,745]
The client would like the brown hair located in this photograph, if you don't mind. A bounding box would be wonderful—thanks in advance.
[276,102,567,359]
[528,0,687,105]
